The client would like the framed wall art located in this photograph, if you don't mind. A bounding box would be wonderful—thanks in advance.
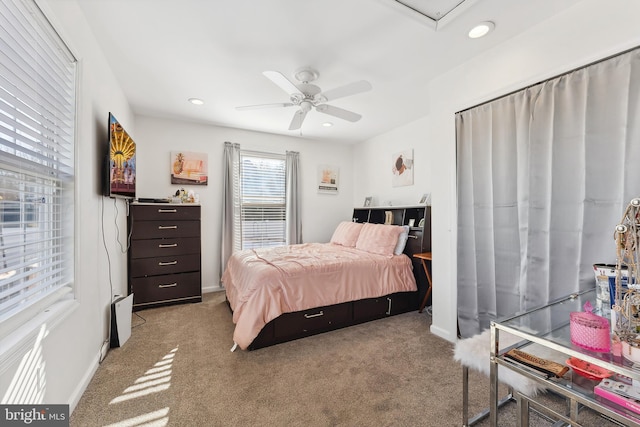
[392,149,413,187]
[171,151,208,185]
[318,164,339,194]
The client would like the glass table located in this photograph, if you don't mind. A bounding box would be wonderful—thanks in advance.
[490,288,640,426]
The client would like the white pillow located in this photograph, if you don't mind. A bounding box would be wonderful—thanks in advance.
[394,225,410,255]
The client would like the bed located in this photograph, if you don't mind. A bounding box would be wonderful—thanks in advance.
[222,220,425,350]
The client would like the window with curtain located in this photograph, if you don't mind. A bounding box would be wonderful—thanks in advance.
[0,0,76,338]
[456,47,640,338]
[239,152,286,250]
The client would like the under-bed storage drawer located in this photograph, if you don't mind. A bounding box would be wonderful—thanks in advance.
[273,303,352,339]
[353,292,414,321]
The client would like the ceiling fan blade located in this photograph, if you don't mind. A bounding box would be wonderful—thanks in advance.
[319,80,372,102]
[236,102,294,111]
[315,104,362,122]
[288,109,308,130]
[263,71,301,96]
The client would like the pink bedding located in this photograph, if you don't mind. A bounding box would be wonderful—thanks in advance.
[222,242,417,350]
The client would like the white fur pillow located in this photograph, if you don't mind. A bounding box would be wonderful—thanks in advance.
[453,329,546,396]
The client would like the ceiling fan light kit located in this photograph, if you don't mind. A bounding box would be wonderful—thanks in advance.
[294,67,319,83]
[236,67,372,131]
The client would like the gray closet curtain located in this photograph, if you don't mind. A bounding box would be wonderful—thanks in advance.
[220,141,241,280]
[285,150,302,244]
[456,47,640,338]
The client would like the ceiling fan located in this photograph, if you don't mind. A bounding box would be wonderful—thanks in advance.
[236,67,372,131]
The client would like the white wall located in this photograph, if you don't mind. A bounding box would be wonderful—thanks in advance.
[352,116,431,208]
[134,116,355,291]
[8,0,639,412]
[0,0,133,411]
[425,0,640,342]
[0,0,355,409]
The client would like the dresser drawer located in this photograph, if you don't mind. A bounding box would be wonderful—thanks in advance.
[273,302,352,338]
[131,271,201,306]
[130,253,200,277]
[131,204,200,221]
[130,220,200,240]
[129,237,200,259]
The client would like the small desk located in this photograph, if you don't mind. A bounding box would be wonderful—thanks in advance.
[490,289,640,426]
[412,252,432,313]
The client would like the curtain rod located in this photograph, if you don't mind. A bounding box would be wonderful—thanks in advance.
[456,44,640,115]
[224,141,286,158]
[241,148,285,159]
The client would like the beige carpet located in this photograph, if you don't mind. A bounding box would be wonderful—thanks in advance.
[70,292,619,427]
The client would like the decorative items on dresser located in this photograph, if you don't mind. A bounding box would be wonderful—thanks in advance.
[352,205,432,309]
[127,203,202,311]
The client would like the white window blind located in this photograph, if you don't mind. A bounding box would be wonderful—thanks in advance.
[0,0,76,333]
[240,152,285,249]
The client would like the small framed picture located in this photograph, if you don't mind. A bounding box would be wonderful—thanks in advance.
[419,193,431,205]
[364,196,372,207]
[408,219,415,227]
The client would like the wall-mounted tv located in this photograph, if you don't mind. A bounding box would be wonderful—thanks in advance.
[104,112,136,199]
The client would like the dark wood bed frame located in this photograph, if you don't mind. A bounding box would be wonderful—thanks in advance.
[231,206,432,350]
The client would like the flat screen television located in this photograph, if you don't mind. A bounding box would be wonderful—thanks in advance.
[104,112,136,199]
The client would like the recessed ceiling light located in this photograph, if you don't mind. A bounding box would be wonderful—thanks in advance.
[188,98,204,105]
[468,21,495,39]
[322,122,333,127]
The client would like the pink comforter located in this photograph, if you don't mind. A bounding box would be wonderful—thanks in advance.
[222,242,417,349]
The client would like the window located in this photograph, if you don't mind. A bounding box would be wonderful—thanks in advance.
[239,152,285,250]
[0,0,76,337]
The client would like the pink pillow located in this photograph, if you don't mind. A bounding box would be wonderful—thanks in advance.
[355,223,405,256]
[330,221,364,247]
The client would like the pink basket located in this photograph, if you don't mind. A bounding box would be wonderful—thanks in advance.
[570,301,610,352]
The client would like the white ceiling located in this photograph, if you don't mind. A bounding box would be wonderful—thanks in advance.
[76,0,583,143]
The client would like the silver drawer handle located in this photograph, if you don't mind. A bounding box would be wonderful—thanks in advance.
[158,243,178,248]
[158,225,178,230]
[158,209,177,213]
[386,297,392,315]
[159,283,178,288]
[304,311,324,319]
[158,260,178,266]
[408,235,418,239]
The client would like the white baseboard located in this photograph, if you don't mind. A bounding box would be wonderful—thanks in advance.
[430,324,457,343]
[68,353,100,414]
[202,284,224,294]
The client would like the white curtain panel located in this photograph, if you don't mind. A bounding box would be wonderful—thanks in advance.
[456,47,640,337]
[220,141,241,280]
[285,150,302,245]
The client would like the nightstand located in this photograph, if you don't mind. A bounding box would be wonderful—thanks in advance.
[412,252,432,313]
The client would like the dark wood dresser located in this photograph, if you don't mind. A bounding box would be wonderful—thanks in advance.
[127,203,202,311]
